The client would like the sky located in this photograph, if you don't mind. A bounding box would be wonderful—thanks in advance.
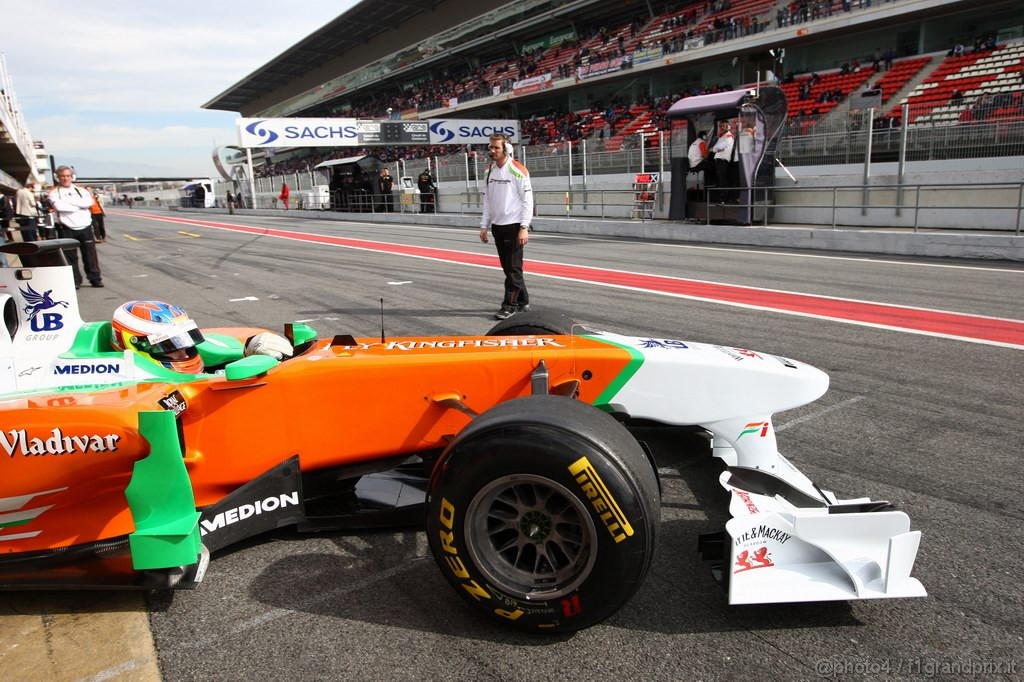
[6,1,360,179]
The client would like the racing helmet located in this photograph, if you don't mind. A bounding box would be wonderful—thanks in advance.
[111,301,205,373]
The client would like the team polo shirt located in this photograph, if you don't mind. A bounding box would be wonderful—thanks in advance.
[49,185,95,228]
[481,159,533,228]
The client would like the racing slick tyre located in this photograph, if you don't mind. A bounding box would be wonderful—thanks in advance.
[485,309,580,336]
[427,395,660,633]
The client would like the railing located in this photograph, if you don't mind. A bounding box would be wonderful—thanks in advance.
[203,178,1024,233]
[768,182,1024,233]
[457,189,642,220]
[780,117,1024,166]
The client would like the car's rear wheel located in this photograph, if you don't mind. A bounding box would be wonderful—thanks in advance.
[427,395,659,633]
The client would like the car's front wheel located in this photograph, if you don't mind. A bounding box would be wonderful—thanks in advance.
[427,395,660,633]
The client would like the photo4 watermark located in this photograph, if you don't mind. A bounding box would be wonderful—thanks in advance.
[815,657,1018,678]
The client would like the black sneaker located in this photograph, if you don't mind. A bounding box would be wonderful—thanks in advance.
[494,306,517,320]
[517,304,530,312]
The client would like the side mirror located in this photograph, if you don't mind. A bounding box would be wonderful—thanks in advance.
[224,355,278,381]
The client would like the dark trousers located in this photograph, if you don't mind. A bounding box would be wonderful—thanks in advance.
[92,214,106,240]
[16,216,38,241]
[491,223,528,308]
[58,224,102,286]
[714,159,734,202]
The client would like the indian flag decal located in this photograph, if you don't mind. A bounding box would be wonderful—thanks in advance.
[737,421,770,440]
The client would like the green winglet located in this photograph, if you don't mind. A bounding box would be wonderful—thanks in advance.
[224,354,278,380]
[288,322,318,346]
[197,332,246,368]
[69,321,114,354]
[125,411,202,570]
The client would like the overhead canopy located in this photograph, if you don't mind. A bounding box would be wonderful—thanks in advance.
[313,156,376,169]
[666,88,754,119]
[202,1,446,113]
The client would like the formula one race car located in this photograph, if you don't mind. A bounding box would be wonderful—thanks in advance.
[0,240,925,633]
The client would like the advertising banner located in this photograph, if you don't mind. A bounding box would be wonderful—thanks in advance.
[427,119,521,145]
[576,56,629,80]
[237,118,359,148]
[633,46,664,65]
[237,118,521,147]
[513,73,554,97]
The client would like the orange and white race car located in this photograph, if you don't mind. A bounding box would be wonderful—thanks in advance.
[0,240,925,633]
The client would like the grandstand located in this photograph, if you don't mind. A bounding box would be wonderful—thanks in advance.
[204,0,1024,230]
[0,56,47,191]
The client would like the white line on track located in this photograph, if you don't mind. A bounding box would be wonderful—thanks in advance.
[776,395,867,432]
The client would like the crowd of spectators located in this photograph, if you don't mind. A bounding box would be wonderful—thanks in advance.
[253,0,928,178]
[323,0,797,118]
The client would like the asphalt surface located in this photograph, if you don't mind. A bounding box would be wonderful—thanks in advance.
[4,209,1023,681]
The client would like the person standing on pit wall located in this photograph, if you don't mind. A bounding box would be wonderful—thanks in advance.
[711,120,735,203]
[378,168,394,212]
[479,133,533,320]
[279,182,290,210]
[49,166,103,289]
[417,169,436,213]
[88,187,106,242]
[14,182,39,242]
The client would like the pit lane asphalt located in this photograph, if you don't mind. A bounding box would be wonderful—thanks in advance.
[3,209,1021,682]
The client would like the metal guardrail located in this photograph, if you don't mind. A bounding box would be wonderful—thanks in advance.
[779,119,1024,166]
[769,182,1024,233]
[238,182,1021,234]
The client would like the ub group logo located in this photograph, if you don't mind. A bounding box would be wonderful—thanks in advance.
[245,120,279,145]
[20,284,67,333]
[429,120,455,142]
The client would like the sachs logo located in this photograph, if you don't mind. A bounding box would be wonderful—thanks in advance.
[429,120,455,142]
[245,120,279,145]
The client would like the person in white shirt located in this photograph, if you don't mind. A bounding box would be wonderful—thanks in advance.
[479,134,534,320]
[687,131,713,184]
[48,166,103,288]
[711,121,736,202]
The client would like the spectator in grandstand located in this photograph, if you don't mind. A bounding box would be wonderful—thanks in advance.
[883,46,896,71]
[418,169,437,213]
[15,183,39,242]
[49,166,103,289]
[279,182,290,210]
[479,133,533,321]
[378,168,394,212]
[88,188,106,243]
[950,89,965,106]
[687,131,714,186]
[711,121,736,203]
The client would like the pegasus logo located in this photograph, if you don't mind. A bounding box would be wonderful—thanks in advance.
[20,284,69,320]
[429,121,454,142]
[245,120,279,145]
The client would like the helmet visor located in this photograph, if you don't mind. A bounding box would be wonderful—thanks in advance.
[137,323,205,355]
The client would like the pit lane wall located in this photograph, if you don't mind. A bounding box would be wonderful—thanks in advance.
[237,155,1024,234]
[771,157,1024,231]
